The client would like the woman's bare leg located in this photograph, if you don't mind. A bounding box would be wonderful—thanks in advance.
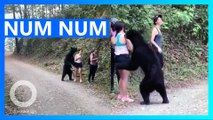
[73,67,76,82]
[121,70,129,96]
[118,70,123,97]
[74,68,78,82]
[79,68,82,83]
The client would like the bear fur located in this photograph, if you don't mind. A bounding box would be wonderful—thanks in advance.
[61,47,77,81]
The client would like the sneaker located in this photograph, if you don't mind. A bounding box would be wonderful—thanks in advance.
[80,79,83,83]
[121,96,134,102]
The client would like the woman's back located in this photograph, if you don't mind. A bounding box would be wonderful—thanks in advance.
[114,33,129,55]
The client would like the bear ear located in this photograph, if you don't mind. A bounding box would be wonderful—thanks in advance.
[138,29,144,34]
[126,29,133,33]
[70,47,77,52]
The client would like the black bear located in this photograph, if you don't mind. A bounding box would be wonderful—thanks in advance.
[117,30,169,105]
[61,47,77,81]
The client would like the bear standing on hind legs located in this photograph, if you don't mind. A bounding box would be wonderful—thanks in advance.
[116,30,169,105]
[61,47,77,81]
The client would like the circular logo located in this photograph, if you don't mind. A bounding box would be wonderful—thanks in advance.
[9,80,37,107]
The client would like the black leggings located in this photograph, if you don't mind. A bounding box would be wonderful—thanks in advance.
[88,64,98,82]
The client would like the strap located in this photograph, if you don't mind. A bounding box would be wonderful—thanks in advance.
[155,27,161,34]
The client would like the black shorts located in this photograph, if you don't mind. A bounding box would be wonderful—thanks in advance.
[157,52,164,68]
[114,54,130,69]
[74,62,83,68]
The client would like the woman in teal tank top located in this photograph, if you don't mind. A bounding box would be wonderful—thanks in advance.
[111,21,134,102]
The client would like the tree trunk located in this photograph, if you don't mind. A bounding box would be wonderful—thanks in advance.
[41,5,45,18]
[45,5,48,18]
[24,5,27,18]
[12,5,20,54]
[31,5,34,18]
[18,5,23,19]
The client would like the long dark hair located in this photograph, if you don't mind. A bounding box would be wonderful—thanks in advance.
[114,21,125,36]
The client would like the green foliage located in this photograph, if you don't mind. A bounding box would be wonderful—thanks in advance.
[111,5,207,44]
[111,5,208,82]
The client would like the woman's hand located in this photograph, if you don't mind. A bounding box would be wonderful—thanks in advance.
[158,47,162,53]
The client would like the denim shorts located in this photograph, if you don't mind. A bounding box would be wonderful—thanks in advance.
[114,54,130,66]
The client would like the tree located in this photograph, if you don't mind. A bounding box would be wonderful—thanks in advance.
[11,5,20,54]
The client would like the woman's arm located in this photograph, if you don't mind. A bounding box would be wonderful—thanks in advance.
[110,28,116,45]
[120,35,133,52]
[75,54,81,61]
[88,53,92,64]
[150,28,162,53]
[111,36,116,45]
[126,39,133,52]
[92,58,98,61]
[74,54,78,61]
[90,53,93,61]
[92,53,98,60]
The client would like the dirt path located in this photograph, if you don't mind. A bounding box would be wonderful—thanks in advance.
[111,80,208,115]
[5,54,208,115]
[5,55,111,115]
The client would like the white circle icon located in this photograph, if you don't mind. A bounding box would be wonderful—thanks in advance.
[10,80,37,107]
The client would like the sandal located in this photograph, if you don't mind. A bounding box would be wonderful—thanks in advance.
[121,96,134,102]
[117,94,123,100]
